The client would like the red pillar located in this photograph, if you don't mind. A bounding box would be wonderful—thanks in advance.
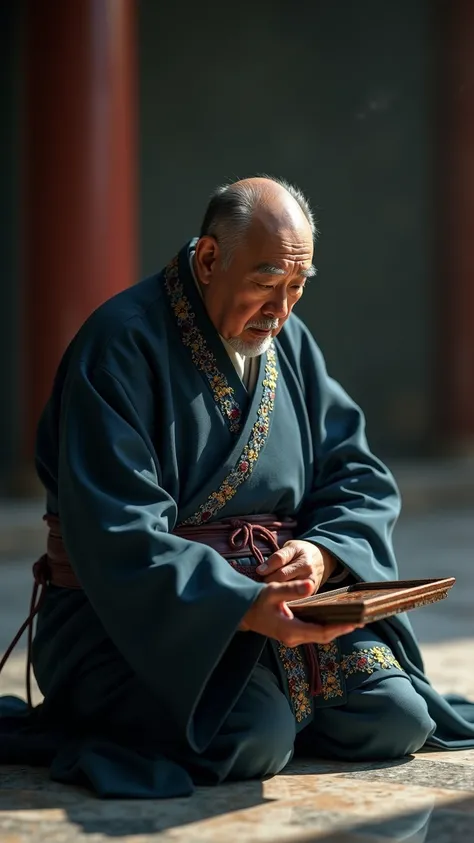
[440,0,474,451]
[22,0,137,473]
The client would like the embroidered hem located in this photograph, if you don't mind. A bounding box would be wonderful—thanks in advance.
[341,645,403,677]
[316,642,345,701]
[277,644,312,723]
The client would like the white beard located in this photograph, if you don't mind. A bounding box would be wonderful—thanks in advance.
[226,317,278,357]
[225,334,273,357]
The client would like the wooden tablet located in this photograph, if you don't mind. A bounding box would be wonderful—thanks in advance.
[288,578,456,625]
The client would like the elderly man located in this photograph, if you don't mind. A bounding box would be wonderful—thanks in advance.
[1,176,474,798]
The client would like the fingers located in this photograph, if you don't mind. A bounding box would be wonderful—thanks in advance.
[261,579,314,604]
[264,559,315,585]
[257,543,299,576]
[276,616,358,647]
[244,580,362,644]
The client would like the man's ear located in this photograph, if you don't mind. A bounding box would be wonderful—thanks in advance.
[194,236,219,285]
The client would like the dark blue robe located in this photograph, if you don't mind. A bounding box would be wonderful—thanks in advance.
[1,240,473,797]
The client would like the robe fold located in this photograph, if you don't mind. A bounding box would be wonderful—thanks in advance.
[1,239,473,798]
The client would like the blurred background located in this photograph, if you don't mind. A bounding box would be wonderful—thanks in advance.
[0,0,473,497]
[0,0,473,735]
[1,7,474,833]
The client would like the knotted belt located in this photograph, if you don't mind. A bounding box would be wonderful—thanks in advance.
[0,513,321,709]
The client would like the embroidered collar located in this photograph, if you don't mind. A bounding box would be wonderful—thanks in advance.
[163,252,243,433]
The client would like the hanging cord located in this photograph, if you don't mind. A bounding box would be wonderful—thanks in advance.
[0,554,50,710]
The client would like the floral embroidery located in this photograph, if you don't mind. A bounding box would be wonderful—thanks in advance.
[277,644,312,723]
[228,560,311,723]
[341,645,402,677]
[182,344,278,525]
[229,561,311,723]
[316,642,345,701]
[164,257,242,433]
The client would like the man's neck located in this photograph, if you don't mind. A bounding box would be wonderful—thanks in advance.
[190,253,243,349]
[188,250,249,382]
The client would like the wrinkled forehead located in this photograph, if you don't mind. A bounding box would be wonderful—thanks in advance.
[238,214,314,268]
[251,199,313,239]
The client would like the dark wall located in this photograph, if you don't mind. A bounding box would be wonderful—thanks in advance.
[0,1,437,492]
[0,3,23,492]
[138,0,437,456]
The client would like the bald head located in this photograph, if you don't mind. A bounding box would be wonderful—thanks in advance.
[200,176,316,268]
[238,177,313,239]
[194,176,315,354]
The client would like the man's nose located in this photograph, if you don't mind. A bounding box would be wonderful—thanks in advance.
[263,293,289,320]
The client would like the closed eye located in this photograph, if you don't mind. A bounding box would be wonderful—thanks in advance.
[254,282,305,291]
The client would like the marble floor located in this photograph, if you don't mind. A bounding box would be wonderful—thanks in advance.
[1,509,473,842]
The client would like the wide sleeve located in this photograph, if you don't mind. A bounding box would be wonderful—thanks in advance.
[57,363,264,750]
[294,329,401,584]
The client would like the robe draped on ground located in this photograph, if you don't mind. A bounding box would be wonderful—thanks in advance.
[1,240,473,797]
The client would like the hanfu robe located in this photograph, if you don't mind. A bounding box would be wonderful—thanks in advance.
[1,240,474,798]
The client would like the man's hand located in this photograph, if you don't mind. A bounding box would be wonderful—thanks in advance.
[239,579,357,646]
[256,540,337,594]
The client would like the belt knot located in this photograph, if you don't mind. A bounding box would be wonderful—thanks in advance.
[228,518,280,567]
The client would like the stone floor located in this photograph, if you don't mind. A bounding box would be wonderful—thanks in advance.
[1,508,473,841]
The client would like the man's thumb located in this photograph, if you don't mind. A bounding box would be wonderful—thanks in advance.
[265,579,313,603]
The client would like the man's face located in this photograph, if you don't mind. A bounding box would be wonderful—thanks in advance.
[194,213,314,355]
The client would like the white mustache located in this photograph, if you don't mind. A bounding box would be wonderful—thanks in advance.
[245,318,279,331]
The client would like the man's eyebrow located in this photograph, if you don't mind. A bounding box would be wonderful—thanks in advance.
[252,263,286,276]
[252,263,317,279]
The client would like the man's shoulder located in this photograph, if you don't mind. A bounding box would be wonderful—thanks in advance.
[87,271,165,337]
[59,269,172,382]
[73,273,168,356]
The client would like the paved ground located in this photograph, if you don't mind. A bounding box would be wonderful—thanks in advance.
[0,508,473,841]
